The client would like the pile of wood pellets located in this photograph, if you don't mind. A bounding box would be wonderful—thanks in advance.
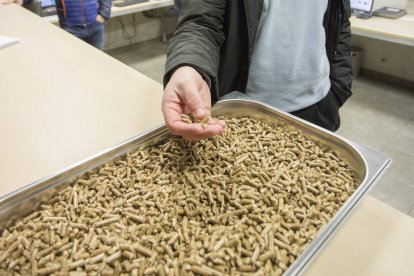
[0,116,357,275]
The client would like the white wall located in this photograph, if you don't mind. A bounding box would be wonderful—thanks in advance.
[353,35,414,83]
[104,11,177,51]
[407,0,414,13]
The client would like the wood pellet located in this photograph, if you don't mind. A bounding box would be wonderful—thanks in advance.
[0,116,357,275]
[181,114,210,128]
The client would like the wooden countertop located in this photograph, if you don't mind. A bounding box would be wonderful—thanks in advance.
[1,4,414,275]
[351,14,414,46]
[0,4,164,195]
[305,196,414,275]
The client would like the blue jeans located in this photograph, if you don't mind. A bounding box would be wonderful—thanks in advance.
[61,21,104,50]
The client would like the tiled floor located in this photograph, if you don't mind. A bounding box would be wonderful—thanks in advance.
[107,40,167,84]
[339,80,414,216]
[108,39,414,218]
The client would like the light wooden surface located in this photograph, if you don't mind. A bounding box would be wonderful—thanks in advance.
[0,4,164,195]
[1,4,414,275]
[351,14,414,46]
[44,0,174,23]
[305,196,414,275]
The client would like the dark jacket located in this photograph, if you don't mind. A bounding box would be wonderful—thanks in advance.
[55,0,111,26]
[165,0,353,107]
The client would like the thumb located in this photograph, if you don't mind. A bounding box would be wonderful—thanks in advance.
[177,81,208,119]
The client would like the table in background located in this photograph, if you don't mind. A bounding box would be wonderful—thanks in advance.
[350,14,414,46]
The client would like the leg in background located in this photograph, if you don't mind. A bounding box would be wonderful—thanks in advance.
[60,24,88,43]
[85,22,105,50]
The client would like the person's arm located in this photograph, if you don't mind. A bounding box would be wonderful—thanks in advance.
[162,0,227,141]
[97,0,111,22]
[330,5,353,107]
[164,0,226,98]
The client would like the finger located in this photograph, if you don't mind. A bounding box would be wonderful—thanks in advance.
[202,122,226,136]
[207,117,227,129]
[217,120,227,128]
[162,89,211,139]
[168,121,205,137]
[163,101,226,140]
[176,81,208,119]
[181,123,226,141]
[162,89,185,128]
[199,81,213,112]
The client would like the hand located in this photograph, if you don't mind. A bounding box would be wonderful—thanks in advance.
[96,14,106,23]
[2,0,23,5]
[162,66,226,141]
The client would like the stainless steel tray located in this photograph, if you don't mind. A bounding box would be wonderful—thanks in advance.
[0,99,390,275]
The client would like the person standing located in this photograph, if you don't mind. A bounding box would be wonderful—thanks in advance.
[56,0,111,50]
[2,0,111,50]
[162,0,353,141]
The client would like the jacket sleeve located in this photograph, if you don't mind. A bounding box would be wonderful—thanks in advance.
[164,0,227,99]
[330,3,353,107]
[98,0,112,20]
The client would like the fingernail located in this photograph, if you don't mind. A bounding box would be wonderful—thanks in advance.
[194,108,205,118]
